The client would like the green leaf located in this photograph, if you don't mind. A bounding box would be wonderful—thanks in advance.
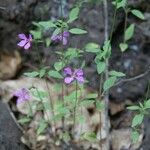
[97,61,106,74]
[80,100,95,107]
[37,121,48,135]
[45,38,51,47]
[48,70,63,79]
[61,132,71,142]
[102,40,111,59]
[39,69,46,78]
[127,105,140,110]
[131,10,145,20]
[54,61,65,71]
[30,30,42,40]
[68,7,80,23]
[119,43,128,52]
[18,117,31,124]
[132,114,144,127]
[69,28,87,34]
[109,70,125,77]
[86,93,98,99]
[52,28,61,37]
[131,131,140,143]
[38,21,56,29]
[112,0,127,9]
[85,43,100,53]
[24,71,39,78]
[144,99,150,109]
[82,132,97,142]
[125,24,135,41]
[96,101,105,111]
[103,77,117,91]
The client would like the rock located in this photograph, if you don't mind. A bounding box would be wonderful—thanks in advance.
[109,102,125,115]
[111,129,143,150]
[0,51,22,80]
[0,101,28,150]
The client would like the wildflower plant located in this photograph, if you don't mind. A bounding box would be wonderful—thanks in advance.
[14,0,146,148]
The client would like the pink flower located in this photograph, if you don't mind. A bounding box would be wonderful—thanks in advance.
[64,67,84,84]
[17,33,32,50]
[13,88,30,105]
[51,31,69,45]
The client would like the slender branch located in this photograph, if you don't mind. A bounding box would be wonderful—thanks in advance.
[73,81,78,128]
[45,80,56,135]
[109,1,117,41]
[60,0,65,130]
[123,8,128,43]
[0,6,6,10]
[98,74,103,150]
[103,0,110,149]
[115,68,150,86]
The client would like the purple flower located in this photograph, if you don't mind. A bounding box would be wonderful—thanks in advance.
[17,33,32,50]
[51,31,69,45]
[13,88,30,105]
[64,67,84,84]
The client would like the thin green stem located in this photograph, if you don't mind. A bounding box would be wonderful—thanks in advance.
[98,74,103,150]
[35,87,51,124]
[110,1,117,41]
[73,81,78,127]
[103,0,110,149]
[45,80,56,135]
[146,80,150,100]
[123,9,128,43]
[60,0,65,130]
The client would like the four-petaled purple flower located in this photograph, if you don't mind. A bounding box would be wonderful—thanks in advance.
[51,31,69,45]
[64,67,84,84]
[14,88,30,105]
[17,33,32,50]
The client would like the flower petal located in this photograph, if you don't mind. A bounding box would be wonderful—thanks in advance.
[17,97,24,105]
[29,34,32,41]
[75,76,84,84]
[63,37,68,45]
[51,35,59,41]
[64,77,74,84]
[63,31,69,37]
[24,42,31,49]
[17,40,26,47]
[18,34,26,40]
[75,69,84,76]
[64,67,72,75]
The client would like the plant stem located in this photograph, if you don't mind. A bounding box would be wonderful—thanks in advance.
[110,1,117,41]
[45,80,56,135]
[103,0,110,149]
[123,8,128,43]
[35,88,49,121]
[73,81,78,128]
[60,0,65,130]
[98,74,103,150]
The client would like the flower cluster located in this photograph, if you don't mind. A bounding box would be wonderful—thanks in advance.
[64,67,84,84]
[51,31,69,45]
[14,88,30,105]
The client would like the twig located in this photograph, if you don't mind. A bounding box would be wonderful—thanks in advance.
[115,68,150,86]
[0,6,6,10]
[103,0,110,149]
